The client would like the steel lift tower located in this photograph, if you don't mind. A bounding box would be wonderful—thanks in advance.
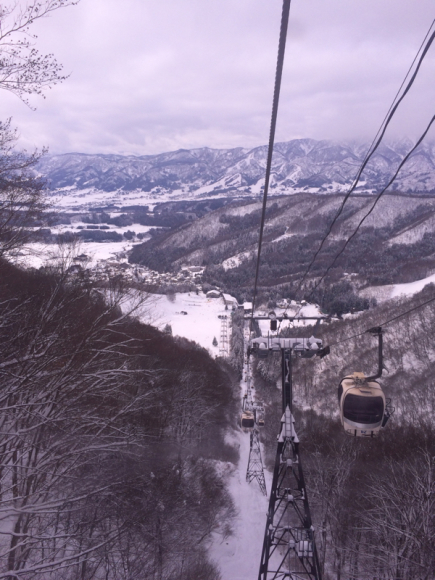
[246,428,267,496]
[219,315,229,357]
[249,332,329,580]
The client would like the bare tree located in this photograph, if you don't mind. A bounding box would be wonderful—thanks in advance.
[0,120,48,258]
[360,451,435,580]
[0,0,79,105]
[0,0,81,258]
[0,262,235,578]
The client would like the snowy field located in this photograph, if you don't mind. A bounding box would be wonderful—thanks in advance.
[141,292,233,355]
[50,187,198,211]
[14,240,140,269]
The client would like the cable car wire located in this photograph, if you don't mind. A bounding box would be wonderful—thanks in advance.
[250,0,291,331]
[294,21,435,296]
[327,293,435,348]
[306,112,435,299]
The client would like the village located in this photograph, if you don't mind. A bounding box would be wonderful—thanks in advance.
[69,251,204,288]
[64,246,314,322]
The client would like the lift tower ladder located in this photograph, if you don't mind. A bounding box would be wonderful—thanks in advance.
[219,315,229,357]
[249,334,327,580]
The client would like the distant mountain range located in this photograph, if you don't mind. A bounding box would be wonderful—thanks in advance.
[36,138,435,197]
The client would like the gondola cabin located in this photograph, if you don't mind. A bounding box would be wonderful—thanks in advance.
[241,410,255,429]
[338,372,387,437]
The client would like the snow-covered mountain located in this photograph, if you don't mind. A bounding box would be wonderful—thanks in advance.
[37,138,435,198]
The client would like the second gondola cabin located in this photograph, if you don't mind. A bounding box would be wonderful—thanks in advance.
[241,410,255,429]
[338,372,387,437]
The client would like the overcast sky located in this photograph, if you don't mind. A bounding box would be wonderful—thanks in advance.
[1,0,434,156]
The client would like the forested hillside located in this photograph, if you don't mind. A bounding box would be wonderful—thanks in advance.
[0,259,238,579]
[130,192,435,312]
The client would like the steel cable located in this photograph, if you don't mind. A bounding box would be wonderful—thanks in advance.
[250,0,291,332]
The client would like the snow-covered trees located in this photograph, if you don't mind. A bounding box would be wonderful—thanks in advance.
[0,261,236,578]
[361,450,435,579]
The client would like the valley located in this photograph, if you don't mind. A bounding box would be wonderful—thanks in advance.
[4,143,435,580]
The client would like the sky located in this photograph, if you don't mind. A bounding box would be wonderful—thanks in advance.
[1,0,434,156]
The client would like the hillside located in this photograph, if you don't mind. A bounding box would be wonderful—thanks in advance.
[247,281,435,579]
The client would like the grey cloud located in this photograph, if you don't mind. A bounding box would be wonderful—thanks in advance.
[0,0,433,155]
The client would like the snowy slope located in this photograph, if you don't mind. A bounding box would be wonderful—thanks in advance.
[360,272,435,303]
[209,428,270,580]
[141,292,232,355]
[209,324,271,580]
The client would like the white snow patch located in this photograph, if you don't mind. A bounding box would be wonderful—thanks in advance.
[360,272,435,303]
[391,273,435,298]
[272,227,295,243]
[222,251,251,271]
[14,240,142,269]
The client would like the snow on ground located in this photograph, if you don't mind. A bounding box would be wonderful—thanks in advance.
[210,326,271,580]
[391,273,435,298]
[360,272,435,303]
[141,292,233,355]
[209,428,270,580]
[271,227,295,243]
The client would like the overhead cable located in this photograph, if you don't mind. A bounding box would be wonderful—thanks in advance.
[250,0,291,330]
[326,292,435,349]
[294,20,435,295]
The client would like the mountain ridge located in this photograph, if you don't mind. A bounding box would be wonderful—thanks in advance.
[36,138,435,197]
